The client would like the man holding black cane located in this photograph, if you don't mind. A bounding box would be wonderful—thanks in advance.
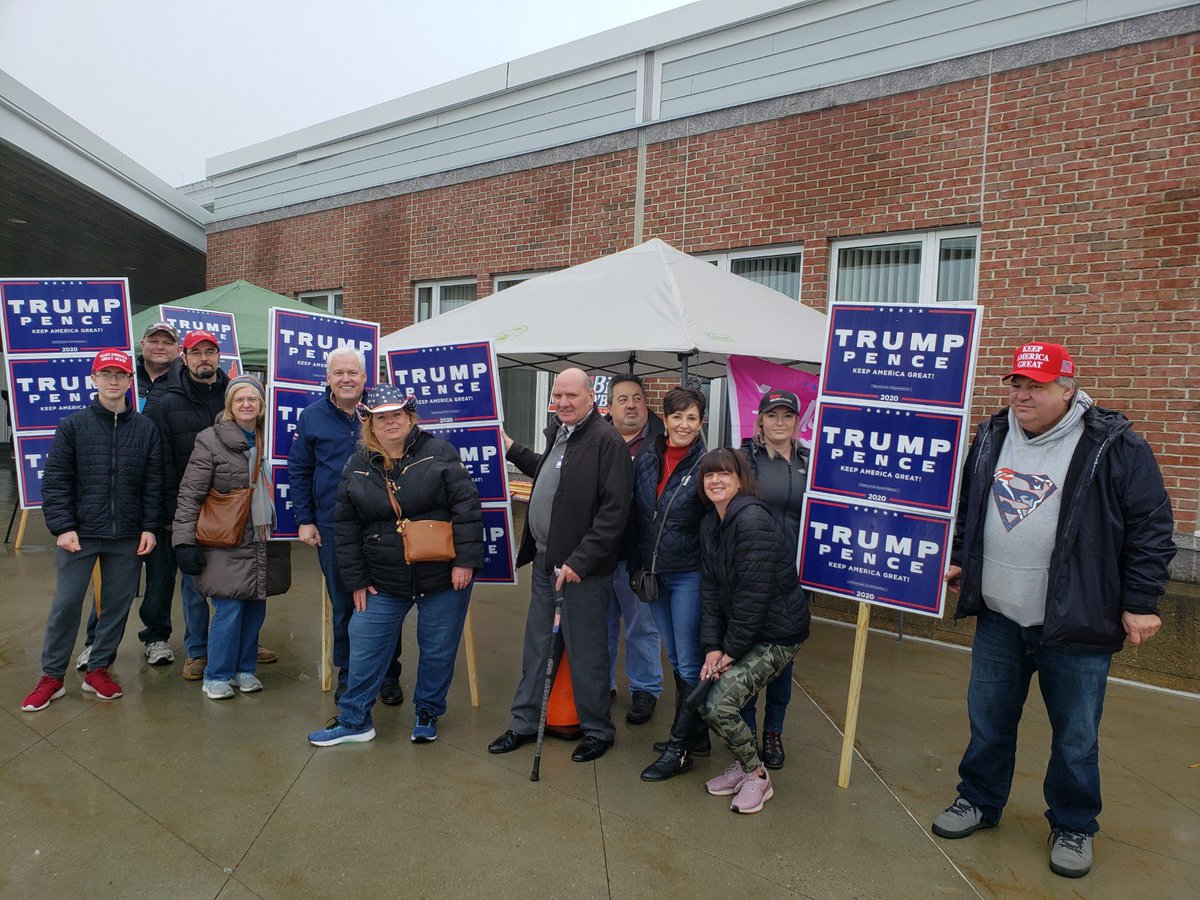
[487,367,633,764]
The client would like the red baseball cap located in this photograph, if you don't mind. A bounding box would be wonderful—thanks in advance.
[92,349,133,374]
[1004,342,1076,383]
[182,330,220,351]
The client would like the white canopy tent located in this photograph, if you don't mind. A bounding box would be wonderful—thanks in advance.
[380,239,827,379]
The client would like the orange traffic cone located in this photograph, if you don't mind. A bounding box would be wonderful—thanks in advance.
[546,649,582,738]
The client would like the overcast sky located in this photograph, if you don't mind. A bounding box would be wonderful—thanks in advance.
[1,0,693,187]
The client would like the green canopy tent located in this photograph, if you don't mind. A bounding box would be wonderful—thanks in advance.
[131,280,325,369]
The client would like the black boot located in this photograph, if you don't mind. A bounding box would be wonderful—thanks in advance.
[653,671,711,756]
[641,680,702,782]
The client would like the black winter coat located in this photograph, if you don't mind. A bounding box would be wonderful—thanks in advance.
[740,437,809,560]
[508,410,633,577]
[952,405,1176,653]
[145,366,230,520]
[604,412,665,565]
[136,355,182,409]
[699,495,810,660]
[631,434,707,574]
[42,398,164,539]
[335,428,483,599]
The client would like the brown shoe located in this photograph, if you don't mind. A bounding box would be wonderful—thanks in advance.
[256,645,279,664]
[182,657,206,681]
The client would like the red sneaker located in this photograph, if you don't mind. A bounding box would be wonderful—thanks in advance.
[22,675,66,712]
[82,668,123,701]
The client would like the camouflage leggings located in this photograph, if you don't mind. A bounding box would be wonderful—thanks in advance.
[700,642,800,772]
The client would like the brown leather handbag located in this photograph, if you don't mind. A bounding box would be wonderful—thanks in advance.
[384,473,455,564]
[196,441,264,549]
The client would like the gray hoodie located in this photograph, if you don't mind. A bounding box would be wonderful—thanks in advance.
[981,390,1092,626]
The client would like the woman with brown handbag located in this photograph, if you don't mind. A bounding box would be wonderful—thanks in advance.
[307,383,482,747]
[172,375,291,701]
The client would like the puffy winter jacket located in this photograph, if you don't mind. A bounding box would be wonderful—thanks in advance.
[145,365,230,519]
[172,420,291,601]
[507,410,633,577]
[287,390,361,530]
[952,405,1176,653]
[631,434,707,574]
[604,412,665,565]
[740,437,809,559]
[42,398,164,539]
[699,494,810,660]
[136,355,182,411]
[335,428,483,598]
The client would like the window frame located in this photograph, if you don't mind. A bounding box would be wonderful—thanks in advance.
[828,227,981,307]
[297,288,344,316]
[698,244,805,301]
[413,277,478,323]
[492,272,552,451]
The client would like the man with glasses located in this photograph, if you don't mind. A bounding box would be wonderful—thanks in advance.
[22,350,163,711]
[141,330,243,680]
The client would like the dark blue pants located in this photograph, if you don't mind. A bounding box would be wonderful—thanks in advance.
[957,607,1111,834]
[317,525,400,687]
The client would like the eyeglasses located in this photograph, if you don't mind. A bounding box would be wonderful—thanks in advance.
[93,371,131,384]
[186,348,220,358]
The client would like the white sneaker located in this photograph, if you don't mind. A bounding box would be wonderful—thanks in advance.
[75,645,93,671]
[231,672,263,693]
[202,679,235,700]
[144,641,175,665]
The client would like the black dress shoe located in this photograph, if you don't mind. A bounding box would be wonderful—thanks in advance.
[488,730,537,754]
[571,735,614,762]
[626,690,657,725]
[379,679,405,706]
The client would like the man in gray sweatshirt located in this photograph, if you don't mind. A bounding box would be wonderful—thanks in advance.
[932,341,1175,880]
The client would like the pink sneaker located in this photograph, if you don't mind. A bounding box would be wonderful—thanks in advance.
[82,668,123,701]
[22,675,66,712]
[706,762,748,796]
[730,770,774,814]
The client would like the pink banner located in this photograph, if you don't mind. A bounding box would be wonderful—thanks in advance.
[727,355,819,448]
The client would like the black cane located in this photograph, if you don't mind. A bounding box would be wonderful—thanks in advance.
[531,574,566,782]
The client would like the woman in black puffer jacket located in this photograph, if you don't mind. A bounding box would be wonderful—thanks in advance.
[693,448,809,814]
[308,384,482,748]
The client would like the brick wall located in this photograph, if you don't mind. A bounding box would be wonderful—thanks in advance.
[207,33,1199,544]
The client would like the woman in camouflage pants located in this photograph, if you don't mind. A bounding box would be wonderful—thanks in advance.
[694,449,811,814]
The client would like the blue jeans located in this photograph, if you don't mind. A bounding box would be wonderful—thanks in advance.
[316,526,400,687]
[181,574,209,659]
[740,661,794,734]
[647,570,702,684]
[957,607,1111,834]
[608,561,663,695]
[205,597,266,681]
[338,586,471,729]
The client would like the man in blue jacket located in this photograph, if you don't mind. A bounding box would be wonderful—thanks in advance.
[288,347,403,705]
[22,349,163,711]
[932,341,1176,879]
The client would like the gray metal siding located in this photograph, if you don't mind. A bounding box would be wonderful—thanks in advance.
[658,0,1089,118]
[212,71,637,218]
[209,0,1193,221]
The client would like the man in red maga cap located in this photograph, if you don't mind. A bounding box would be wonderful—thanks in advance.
[933,341,1176,879]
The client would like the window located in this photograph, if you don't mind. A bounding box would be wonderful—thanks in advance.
[830,229,980,305]
[701,246,804,300]
[298,289,344,316]
[697,245,804,447]
[415,278,477,322]
[494,272,552,451]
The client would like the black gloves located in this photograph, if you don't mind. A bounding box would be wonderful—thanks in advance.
[175,544,206,576]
